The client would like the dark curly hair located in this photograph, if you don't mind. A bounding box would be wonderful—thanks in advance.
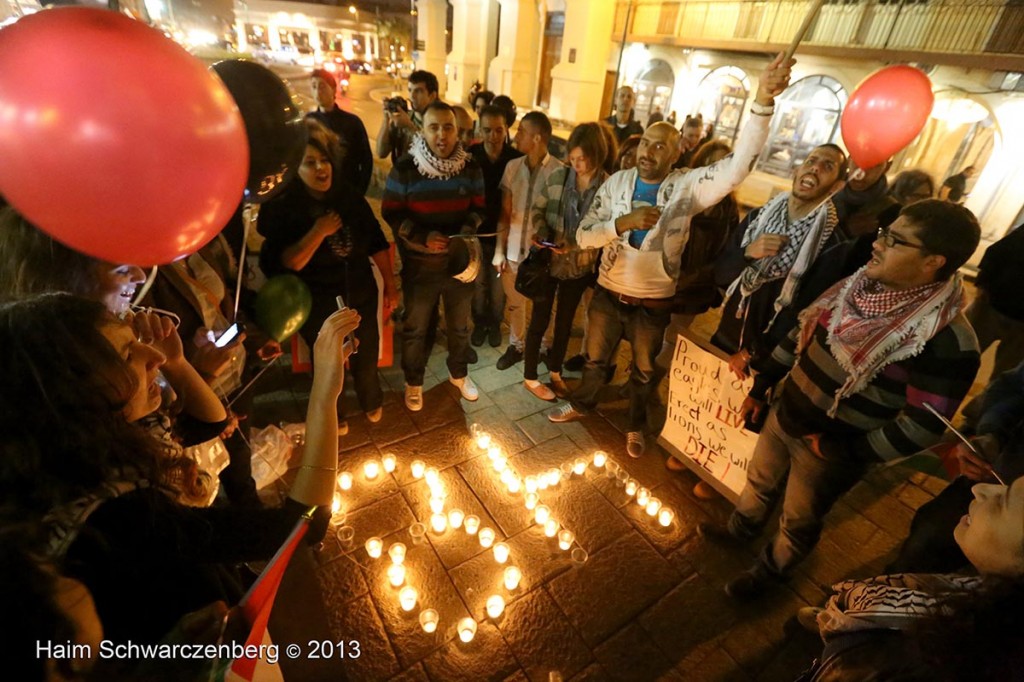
[0,294,165,519]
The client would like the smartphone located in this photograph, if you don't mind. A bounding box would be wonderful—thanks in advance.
[214,322,244,348]
[538,240,558,248]
[335,295,358,356]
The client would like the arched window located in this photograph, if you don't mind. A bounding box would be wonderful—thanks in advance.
[696,66,750,144]
[633,60,675,126]
[757,75,848,177]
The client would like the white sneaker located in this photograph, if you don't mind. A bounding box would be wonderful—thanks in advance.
[450,375,479,401]
[405,384,423,412]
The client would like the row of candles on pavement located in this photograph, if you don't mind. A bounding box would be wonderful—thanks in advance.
[328,424,676,643]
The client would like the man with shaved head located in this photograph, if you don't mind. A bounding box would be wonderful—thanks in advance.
[605,85,644,144]
[547,55,794,458]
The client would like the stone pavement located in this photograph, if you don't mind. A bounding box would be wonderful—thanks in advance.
[250,317,952,682]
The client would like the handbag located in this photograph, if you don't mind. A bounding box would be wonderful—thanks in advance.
[514,246,552,301]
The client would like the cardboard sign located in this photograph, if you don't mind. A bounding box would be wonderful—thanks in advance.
[657,332,758,502]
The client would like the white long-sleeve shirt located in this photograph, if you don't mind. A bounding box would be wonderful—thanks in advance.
[577,112,770,299]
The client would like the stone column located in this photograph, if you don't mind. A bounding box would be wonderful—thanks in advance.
[487,0,540,108]
[448,0,501,104]
[234,19,248,52]
[416,0,448,98]
[548,0,615,123]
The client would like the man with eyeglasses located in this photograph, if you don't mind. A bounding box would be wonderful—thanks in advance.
[700,200,982,600]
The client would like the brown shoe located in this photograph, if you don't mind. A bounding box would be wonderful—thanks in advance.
[524,380,556,401]
[550,374,570,398]
[665,456,687,472]
[693,481,718,500]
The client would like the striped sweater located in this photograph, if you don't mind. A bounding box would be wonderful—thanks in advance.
[751,307,980,462]
[381,153,486,250]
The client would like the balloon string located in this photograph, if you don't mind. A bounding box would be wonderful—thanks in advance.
[132,266,159,308]
[233,204,256,322]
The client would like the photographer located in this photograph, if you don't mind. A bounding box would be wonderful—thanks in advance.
[376,70,439,163]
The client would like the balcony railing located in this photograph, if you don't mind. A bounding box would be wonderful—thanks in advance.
[618,0,1024,59]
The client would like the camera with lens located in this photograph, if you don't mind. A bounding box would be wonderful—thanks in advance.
[384,96,409,114]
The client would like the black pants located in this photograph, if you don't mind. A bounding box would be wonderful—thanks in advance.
[523,275,591,380]
[887,476,972,574]
[401,256,473,385]
[301,286,383,415]
[473,241,505,330]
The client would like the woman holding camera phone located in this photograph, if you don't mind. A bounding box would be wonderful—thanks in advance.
[260,119,395,428]
[522,123,611,400]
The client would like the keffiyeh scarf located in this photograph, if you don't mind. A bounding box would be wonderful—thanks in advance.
[410,133,469,180]
[797,267,966,417]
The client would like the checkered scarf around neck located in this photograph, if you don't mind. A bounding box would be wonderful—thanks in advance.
[726,192,838,323]
[410,133,469,180]
[797,266,966,417]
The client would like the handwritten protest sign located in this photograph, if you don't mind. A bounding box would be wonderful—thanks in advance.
[657,332,758,503]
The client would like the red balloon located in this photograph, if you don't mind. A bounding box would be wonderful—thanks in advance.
[0,8,248,265]
[841,65,934,169]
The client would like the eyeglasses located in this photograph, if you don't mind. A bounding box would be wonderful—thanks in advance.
[876,226,925,250]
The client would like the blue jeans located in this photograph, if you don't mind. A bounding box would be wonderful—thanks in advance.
[728,410,867,578]
[569,287,670,430]
[401,255,473,385]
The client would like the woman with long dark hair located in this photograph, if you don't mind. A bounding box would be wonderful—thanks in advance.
[259,119,396,427]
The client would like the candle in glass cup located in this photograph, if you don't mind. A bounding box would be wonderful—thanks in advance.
[429,496,445,514]
[448,508,465,529]
[524,476,538,494]
[524,492,539,510]
[388,542,407,565]
[543,519,559,538]
[365,537,383,559]
[548,468,562,486]
[487,444,501,460]
[507,477,521,494]
[500,468,514,485]
[493,542,510,563]
[382,453,397,473]
[537,475,550,491]
[399,586,418,611]
[419,608,439,633]
[457,617,477,642]
[476,432,492,450]
[636,487,651,506]
[557,529,575,550]
[572,458,587,475]
[478,527,495,548]
[593,451,607,468]
[486,594,505,618]
[658,507,675,527]
[430,513,447,533]
[364,459,381,480]
[560,461,573,476]
[463,514,480,534]
[503,565,522,590]
[331,492,343,516]
[411,460,425,479]
[534,504,551,525]
[424,467,440,487]
[337,471,353,490]
[387,563,405,587]
[645,498,662,517]
[493,456,508,473]
[624,479,638,496]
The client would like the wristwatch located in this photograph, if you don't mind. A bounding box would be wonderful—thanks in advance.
[750,101,775,117]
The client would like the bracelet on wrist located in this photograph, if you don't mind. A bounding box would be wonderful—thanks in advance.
[750,101,775,117]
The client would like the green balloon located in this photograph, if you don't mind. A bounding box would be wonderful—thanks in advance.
[254,274,313,342]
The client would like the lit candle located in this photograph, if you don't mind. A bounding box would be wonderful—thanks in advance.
[636,487,651,506]
[560,461,573,476]
[337,471,353,490]
[645,498,662,516]
[503,565,522,590]
[485,594,505,618]
[457,617,477,642]
[425,467,440,487]
[419,608,439,633]
[557,529,575,550]
[548,468,562,486]
[477,433,492,450]
[507,477,521,494]
[382,453,397,473]
[478,527,495,548]
[493,456,508,473]
[365,537,383,559]
[411,460,425,479]
[593,451,607,468]
[463,514,480,535]
[387,563,405,587]
[524,476,538,494]
[429,496,445,514]
[331,492,343,516]
[524,492,539,510]
[487,444,501,461]
[448,508,465,529]
[624,479,638,496]
[470,422,482,437]
[543,519,559,538]
[572,458,587,475]
[538,475,550,491]
[500,468,514,485]
[399,585,418,611]
[493,542,510,563]
[364,459,381,480]
[389,542,407,564]
[534,504,551,525]
[658,508,675,527]
[430,513,447,533]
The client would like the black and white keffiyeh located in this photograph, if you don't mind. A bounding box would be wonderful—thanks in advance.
[409,133,469,180]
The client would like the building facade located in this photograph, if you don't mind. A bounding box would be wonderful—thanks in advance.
[233,0,378,62]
